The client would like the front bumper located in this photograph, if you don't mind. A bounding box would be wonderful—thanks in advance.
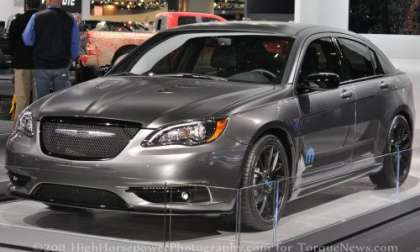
[6,127,247,214]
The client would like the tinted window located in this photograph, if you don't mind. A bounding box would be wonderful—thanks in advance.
[300,37,341,83]
[129,34,294,84]
[178,16,197,26]
[337,38,375,80]
[370,49,384,75]
[156,19,162,31]
[93,21,147,32]
[202,17,219,23]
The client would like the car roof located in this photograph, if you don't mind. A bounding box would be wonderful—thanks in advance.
[172,21,356,38]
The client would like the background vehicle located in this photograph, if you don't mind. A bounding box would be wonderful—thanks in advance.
[154,11,226,32]
[77,20,152,81]
[78,12,226,82]
[0,16,15,69]
[7,22,414,231]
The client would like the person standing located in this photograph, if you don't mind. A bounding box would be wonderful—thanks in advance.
[22,0,80,99]
[8,0,40,120]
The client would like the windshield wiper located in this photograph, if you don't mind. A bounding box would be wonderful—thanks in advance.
[151,73,228,82]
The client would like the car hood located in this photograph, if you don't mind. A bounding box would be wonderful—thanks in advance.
[36,76,274,128]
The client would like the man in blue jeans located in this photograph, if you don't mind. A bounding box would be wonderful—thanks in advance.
[22,0,80,99]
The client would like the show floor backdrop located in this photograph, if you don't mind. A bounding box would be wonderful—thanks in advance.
[246,0,294,21]
[40,0,82,13]
[348,0,420,128]
[350,0,420,34]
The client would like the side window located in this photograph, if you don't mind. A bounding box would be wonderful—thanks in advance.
[202,17,218,23]
[178,16,197,26]
[156,18,162,31]
[299,37,341,84]
[337,38,375,80]
[370,49,385,75]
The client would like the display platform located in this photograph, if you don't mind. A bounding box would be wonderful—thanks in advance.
[0,153,419,252]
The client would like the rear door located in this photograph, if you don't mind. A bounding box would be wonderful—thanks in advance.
[334,35,388,170]
[296,35,356,186]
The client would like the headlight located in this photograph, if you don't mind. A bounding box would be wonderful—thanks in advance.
[142,118,228,147]
[14,110,34,137]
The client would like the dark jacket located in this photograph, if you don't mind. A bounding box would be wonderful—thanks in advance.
[23,8,78,69]
[8,9,38,69]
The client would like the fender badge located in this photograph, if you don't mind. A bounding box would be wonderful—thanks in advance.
[304,147,315,166]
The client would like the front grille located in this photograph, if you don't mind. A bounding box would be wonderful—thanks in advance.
[41,117,141,160]
[33,184,128,210]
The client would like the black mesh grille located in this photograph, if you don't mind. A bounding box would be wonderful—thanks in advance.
[41,117,141,160]
[33,184,128,210]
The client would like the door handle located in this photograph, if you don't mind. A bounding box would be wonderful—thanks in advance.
[380,81,390,90]
[341,90,353,99]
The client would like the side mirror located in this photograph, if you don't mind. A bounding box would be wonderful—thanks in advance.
[305,72,340,90]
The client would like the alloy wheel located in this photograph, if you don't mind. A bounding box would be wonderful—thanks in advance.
[252,143,288,221]
[388,116,412,182]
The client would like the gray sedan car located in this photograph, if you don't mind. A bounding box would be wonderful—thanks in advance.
[6,22,414,230]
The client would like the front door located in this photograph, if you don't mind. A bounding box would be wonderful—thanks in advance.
[295,36,356,188]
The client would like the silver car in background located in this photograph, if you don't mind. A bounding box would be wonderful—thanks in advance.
[6,22,414,230]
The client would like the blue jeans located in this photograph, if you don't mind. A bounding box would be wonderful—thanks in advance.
[33,68,71,99]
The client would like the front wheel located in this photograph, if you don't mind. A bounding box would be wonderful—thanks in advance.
[239,135,291,231]
[370,115,412,188]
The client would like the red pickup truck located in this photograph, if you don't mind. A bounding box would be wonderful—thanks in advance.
[78,12,225,80]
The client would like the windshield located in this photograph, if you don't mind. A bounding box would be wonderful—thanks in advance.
[127,33,294,84]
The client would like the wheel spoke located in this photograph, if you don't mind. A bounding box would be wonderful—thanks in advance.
[254,170,264,177]
[258,195,268,214]
[270,151,279,172]
[265,146,274,170]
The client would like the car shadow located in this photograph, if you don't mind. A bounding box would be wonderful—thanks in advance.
[283,178,375,217]
[22,209,229,242]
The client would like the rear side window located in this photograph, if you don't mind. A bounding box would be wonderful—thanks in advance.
[370,49,385,75]
[178,16,197,26]
[337,38,375,80]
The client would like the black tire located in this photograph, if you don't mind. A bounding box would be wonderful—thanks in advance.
[239,134,291,231]
[370,115,412,188]
[0,49,6,69]
[111,46,136,65]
